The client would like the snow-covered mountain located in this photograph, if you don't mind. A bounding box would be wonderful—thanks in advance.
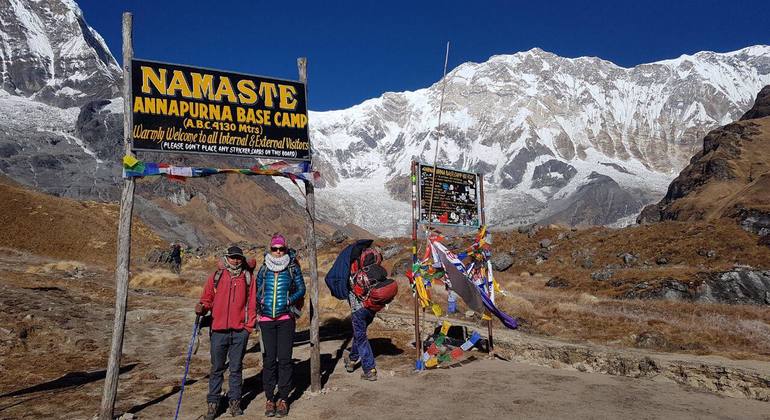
[307,46,770,236]
[2,1,769,240]
[0,0,121,108]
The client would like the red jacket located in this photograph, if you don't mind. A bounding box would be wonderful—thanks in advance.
[199,261,257,333]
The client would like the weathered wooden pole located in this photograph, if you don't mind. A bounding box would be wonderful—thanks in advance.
[99,12,135,419]
[479,173,493,355]
[411,161,422,367]
[298,57,321,392]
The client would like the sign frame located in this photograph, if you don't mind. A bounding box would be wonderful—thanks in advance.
[416,162,482,228]
[130,58,312,162]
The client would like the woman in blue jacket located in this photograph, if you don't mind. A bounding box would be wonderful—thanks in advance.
[257,233,305,417]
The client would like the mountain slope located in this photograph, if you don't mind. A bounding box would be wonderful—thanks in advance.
[308,46,770,235]
[0,0,121,107]
[638,85,770,244]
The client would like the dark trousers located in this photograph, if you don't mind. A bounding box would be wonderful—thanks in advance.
[350,307,376,372]
[259,318,295,401]
[208,329,249,403]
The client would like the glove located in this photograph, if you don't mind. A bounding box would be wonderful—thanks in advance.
[195,303,206,315]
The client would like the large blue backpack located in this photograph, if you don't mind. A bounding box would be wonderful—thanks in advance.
[325,239,373,300]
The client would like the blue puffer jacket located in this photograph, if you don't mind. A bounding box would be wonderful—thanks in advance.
[257,250,306,318]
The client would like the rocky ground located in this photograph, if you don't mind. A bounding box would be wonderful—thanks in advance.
[0,247,769,419]
[1,170,770,418]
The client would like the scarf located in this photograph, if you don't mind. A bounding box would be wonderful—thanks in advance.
[223,257,244,278]
[265,253,290,272]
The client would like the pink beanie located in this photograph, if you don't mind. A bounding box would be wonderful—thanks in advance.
[270,234,287,248]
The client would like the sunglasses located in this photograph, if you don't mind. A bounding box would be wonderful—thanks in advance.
[270,247,286,252]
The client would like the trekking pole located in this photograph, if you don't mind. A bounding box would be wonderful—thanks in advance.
[174,314,201,420]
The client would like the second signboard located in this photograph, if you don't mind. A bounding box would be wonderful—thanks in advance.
[418,163,481,227]
[131,59,311,160]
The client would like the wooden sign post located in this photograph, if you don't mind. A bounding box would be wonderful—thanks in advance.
[297,57,321,392]
[99,12,134,420]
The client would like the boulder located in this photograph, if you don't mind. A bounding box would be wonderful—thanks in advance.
[696,270,770,305]
[490,252,514,272]
[545,277,570,288]
[381,243,402,260]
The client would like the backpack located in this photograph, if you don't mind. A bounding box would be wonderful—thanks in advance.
[257,259,304,317]
[325,239,373,300]
[351,247,383,275]
[350,254,398,312]
[363,278,398,312]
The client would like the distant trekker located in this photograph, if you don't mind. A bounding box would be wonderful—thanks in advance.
[195,246,256,419]
[169,243,182,274]
[344,247,398,381]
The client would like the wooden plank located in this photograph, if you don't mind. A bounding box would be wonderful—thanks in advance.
[99,12,135,420]
[479,172,494,355]
[411,161,422,367]
[298,57,321,392]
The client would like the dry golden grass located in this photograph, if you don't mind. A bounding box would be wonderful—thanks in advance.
[129,269,184,288]
[489,274,770,359]
[25,260,86,275]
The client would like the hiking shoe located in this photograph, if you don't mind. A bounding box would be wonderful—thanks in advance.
[276,399,289,417]
[228,399,243,416]
[265,399,276,417]
[343,354,360,373]
[204,402,218,420]
[361,368,378,381]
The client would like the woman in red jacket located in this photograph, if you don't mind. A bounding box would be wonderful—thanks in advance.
[195,245,257,419]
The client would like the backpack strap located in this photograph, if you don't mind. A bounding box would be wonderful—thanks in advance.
[257,264,267,300]
[213,269,224,294]
[244,269,252,325]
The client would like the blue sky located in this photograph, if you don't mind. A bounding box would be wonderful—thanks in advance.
[78,0,770,111]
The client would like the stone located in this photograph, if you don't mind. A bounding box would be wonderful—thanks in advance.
[581,257,593,269]
[545,277,570,288]
[696,270,770,305]
[655,256,669,265]
[390,257,412,276]
[619,253,638,265]
[539,239,552,249]
[591,269,613,281]
[380,243,402,260]
[635,331,669,350]
[331,229,348,244]
[490,252,514,272]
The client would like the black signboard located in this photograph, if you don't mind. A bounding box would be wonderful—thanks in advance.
[418,163,480,227]
[130,59,310,160]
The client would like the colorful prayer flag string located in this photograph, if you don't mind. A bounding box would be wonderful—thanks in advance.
[121,156,321,185]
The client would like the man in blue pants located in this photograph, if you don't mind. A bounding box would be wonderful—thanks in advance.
[344,291,378,381]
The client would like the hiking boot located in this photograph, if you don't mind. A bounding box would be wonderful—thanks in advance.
[361,368,378,381]
[276,399,289,417]
[203,402,218,420]
[343,353,360,373]
[228,399,243,416]
[265,399,276,417]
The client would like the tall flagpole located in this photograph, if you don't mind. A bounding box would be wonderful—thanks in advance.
[425,41,451,231]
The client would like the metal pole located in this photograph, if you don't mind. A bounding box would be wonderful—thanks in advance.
[425,42,451,229]
[410,161,422,367]
[298,57,321,392]
[479,173,493,355]
[99,12,135,419]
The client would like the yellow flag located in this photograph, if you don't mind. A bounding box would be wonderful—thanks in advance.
[425,357,438,368]
[440,320,451,335]
[123,155,139,168]
[431,303,443,317]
